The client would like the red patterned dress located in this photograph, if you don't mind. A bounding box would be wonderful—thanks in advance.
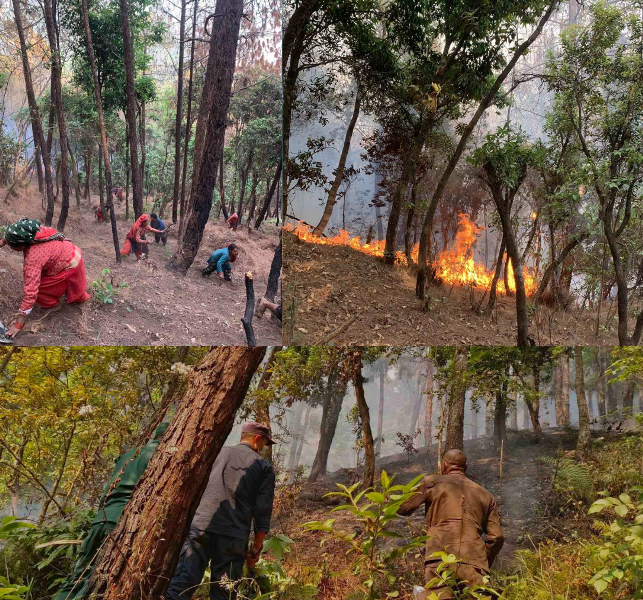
[20,227,90,314]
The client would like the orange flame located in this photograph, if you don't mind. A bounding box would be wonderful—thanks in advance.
[285,213,537,296]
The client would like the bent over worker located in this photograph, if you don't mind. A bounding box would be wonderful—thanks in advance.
[53,423,169,600]
[397,449,504,600]
[166,422,276,600]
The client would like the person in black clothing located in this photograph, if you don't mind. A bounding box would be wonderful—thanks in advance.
[166,422,276,600]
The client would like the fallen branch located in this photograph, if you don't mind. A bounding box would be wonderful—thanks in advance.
[285,214,327,236]
[241,272,257,346]
[317,314,358,345]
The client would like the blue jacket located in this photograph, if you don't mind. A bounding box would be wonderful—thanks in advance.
[207,248,232,273]
[152,217,165,231]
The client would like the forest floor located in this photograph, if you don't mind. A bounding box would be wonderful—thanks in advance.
[0,185,281,346]
[284,232,624,346]
[273,427,592,600]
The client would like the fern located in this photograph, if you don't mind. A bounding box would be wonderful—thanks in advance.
[542,457,594,501]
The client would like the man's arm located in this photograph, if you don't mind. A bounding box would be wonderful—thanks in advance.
[484,498,505,568]
[397,478,429,516]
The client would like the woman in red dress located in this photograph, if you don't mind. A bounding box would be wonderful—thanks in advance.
[0,218,90,338]
[120,214,170,261]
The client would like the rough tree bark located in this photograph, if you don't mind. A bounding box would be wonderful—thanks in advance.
[446,347,467,450]
[252,345,281,463]
[11,0,55,225]
[264,234,282,302]
[575,346,591,459]
[120,0,143,218]
[169,0,243,273]
[313,87,361,236]
[85,346,266,598]
[353,351,375,490]
[81,0,121,261]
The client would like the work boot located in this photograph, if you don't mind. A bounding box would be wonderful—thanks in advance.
[202,264,215,277]
[224,270,232,282]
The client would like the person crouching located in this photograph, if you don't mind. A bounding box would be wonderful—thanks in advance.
[202,243,238,281]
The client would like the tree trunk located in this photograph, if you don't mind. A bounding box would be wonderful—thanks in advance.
[67,140,82,207]
[409,367,424,438]
[376,360,385,456]
[255,159,281,229]
[575,347,591,459]
[294,404,312,472]
[470,399,478,439]
[493,386,507,453]
[85,347,266,598]
[237,150,254,224]
[353,355,375,490]
[98,143,104,210]
[264,234,282,302]
[446,348,467,450]
[509,394,518,429]
[84,151,91,199]
[485,235,506,314]
[169,0,243,273]
[82,0,121,261]
[424,360,434,448]
[172,0,187,223]
[527,367,542,434]
[287,401,304,472]
[596,350,607,421]
[246,174,259,231]
[312,88,361,236]
[309,368,344,482]
[414,0,558,298]
[404,183,416,260]
[561,353,570,424]
[35,144,44,194]
[139,99,147,197]
[120,0,143,218]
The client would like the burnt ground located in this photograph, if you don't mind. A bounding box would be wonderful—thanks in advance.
[273,428,581,600]
[283,231,625,346]
[0,185,281,346]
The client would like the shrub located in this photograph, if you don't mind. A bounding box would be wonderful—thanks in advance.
[90,268,128,304]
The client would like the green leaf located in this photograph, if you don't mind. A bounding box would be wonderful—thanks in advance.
[365,492,385,504]
[615,505,629,517]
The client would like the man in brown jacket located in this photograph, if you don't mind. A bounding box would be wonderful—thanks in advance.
[398,449,504,599]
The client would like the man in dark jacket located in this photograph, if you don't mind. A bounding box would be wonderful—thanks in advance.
[53,422,169,600]
[166,422,276,600]
[398,449,504,599]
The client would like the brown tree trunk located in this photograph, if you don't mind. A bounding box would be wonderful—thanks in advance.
[120,0,143,218]
[287,401,304,472]
[510,393,518,429]
[494,385,507,452]
[485,235,506,314]
[67,140,82,207]
[12,0,55,224]
[82,0,121,261]
[376,359,385,456]
[596,350,607,421]
[424,360,434,448]
[353,353,375,490]
[294,404,312,471]
[446,347,467,450]
[313,88,361,236]
[98,143,104,210]
[172,0,187,223]
[575,347,591,459]
[237,149,254,224]
[35,144,44,194]
[85,346,266,598]
[139,99,147,196]
[470,400,478,439]
[84,151,91,199]
[169,0,243,273]
[485,395,494,438]
[255,159,281,229]
[246,174,259,231]
[264,234,282,302]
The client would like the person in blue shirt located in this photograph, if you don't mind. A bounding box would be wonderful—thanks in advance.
[202,243,239,281]
[149,213,167,246]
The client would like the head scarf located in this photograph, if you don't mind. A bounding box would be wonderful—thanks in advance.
[4,218,64,246]
[126,214,149,239]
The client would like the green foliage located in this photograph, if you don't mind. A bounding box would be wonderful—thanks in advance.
[303,470,428,599]
[542,457,594,502]
[90,268,128,304]
[0,517,36,599]
[424,552,499,599]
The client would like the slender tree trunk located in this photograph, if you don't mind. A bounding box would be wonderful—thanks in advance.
[237,150,253,224]
[596,350,607,421]
[287,402,304,471]
[82,0,121,260]
[12,0,55,224]
[376,360,385,456]
[85,347,266,599]
[172,0,187,223]
[125,132,130,220]
[84,151,91,199]
[169,0,243,273]
[527,367,542,434]
[294,404,311,471]
[67,140,81,207]
[561,353,570,424]
[485,235,506,314]
[424,360,434,448]
[246,174,259,231]
[485,395,494,438]
[252,345,281,463]
[470,400,478,439]
[120,0,143,218]
[494,386,507,452]
[446,347,467,450]
[264,235,282,302]
[35,144,44,194]
[255,159,281,229]
[98,143,104,210]
[404,182,416,260]
[575,347,591,459]
[139,99,147,198]
[312,88,361,236]
[353,353,375,490]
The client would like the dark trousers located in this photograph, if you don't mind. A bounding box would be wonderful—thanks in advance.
[166,533,247,600]
[53,521,115,600]
[202,263,232,280]
[421,561,488,600]
[154,232,167,245]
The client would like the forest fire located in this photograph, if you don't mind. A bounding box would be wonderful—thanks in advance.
[285,213,537,296]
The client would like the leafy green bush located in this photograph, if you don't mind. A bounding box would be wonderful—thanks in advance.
[90,268,128,304]
[0,517,36,599]
[542,456,594,502]
[303,470,428,599]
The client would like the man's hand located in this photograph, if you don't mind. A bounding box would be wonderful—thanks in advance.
[246,553,260,569]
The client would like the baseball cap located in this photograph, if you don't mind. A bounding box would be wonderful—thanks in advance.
[242,422,276,445]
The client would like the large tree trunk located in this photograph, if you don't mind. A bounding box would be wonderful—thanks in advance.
[11,0,55,225]
[172,0,187,223]
[376,359,385,456]
[86,347,266,598]
[446,348,467,450]
[575,347,591,459]
[81,0,121,261]
[264,234,282,302]
[414,0,558,299]
[120,0,143,218]
[313,88,361,236]
[255,159,282,229]
[43,0,71,230]
[424,360,434,448]
[169,0,243,273]
[353,355,375,490]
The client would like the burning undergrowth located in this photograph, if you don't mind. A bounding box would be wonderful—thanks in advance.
[285,213,537,297]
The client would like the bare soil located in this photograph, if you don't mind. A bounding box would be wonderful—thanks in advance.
[283,231,623,346]
[0,185,281,346]
[273,428,580,600]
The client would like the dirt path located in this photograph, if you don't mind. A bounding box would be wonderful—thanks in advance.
[0,186,282,346]
[277,429,577,576]
[284,232,622,346]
